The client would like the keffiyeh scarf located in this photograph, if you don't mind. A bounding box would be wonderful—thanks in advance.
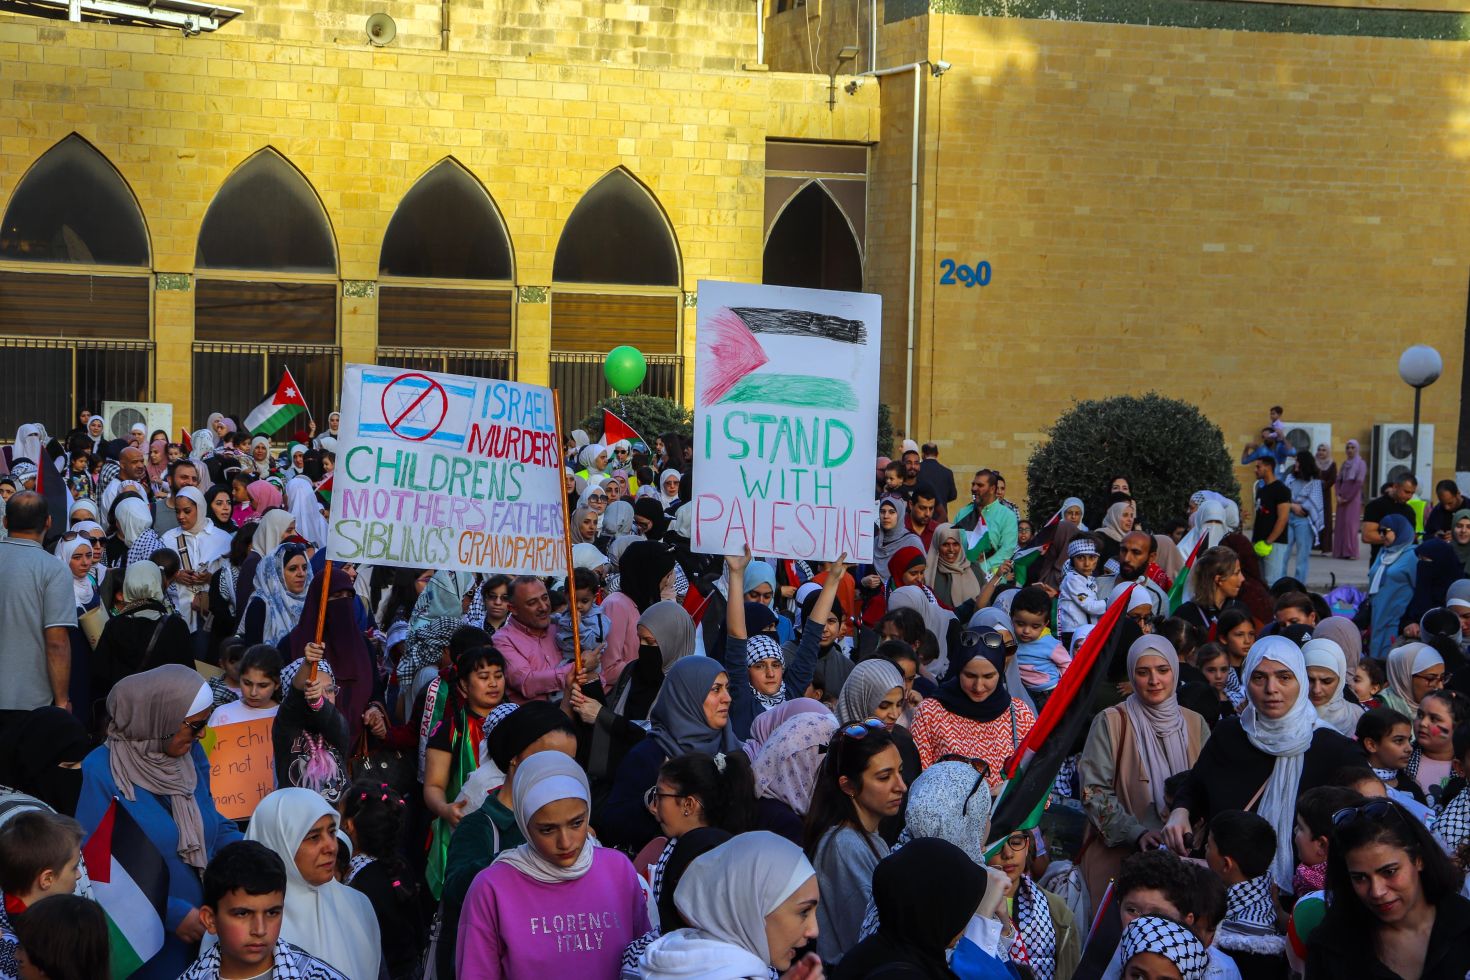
[745,634,788,709]
[1009,874,1058,980]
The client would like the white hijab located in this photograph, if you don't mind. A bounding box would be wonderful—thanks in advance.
[163,486,231,567]
[1238,636,1326,892]
[113,496,152,546]
[648,830,816,976]
[1301,638,1362,738]
[285,476,329,548]
[491,751,596,883]
[245,789,381,980]
[55,535,96,606]
[251,508,296,558]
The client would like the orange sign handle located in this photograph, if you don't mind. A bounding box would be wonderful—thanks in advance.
[551,389,583,679]
[309,558,332,684]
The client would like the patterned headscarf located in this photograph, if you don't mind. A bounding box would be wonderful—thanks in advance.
[397,616,461,693]
[751,711,838,815]
[249,543,311,647]
[1120,917,1210,980]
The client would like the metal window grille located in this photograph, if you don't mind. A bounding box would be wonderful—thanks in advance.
[0,336,152,436]
[548,352,682,430]
[191,342,340,431]
[375,347,516,381]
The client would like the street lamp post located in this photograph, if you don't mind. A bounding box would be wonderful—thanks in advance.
[1397,345,1443,481]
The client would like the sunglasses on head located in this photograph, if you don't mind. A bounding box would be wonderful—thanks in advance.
[1332,798,1407,829]
[960,629,1006,656]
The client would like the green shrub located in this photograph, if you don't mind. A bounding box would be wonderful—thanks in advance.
[577,393,692,450]
[1025,392,1240,530]
[878,402,896,458]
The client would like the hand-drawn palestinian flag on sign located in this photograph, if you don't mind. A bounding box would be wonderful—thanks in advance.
[82,798,168,979]
[699,307,867,411]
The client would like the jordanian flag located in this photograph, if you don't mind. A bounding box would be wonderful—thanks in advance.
[1166,532,1209,614]
[987,584,1136,851]
[82,799,168,979]
[244,368,308,437]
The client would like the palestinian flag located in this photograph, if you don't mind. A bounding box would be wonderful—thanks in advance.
[179,428,192,452]
[1166,531,1209,614]
[987,584,1137,848]
[425,694,478,901]
[315,472,333,506]
[82,799,167,979]
[244,368,308,437]
[1011,544,1045,586]
[949,504,991,562]
[601,408,648,453]
[682,582,713,625]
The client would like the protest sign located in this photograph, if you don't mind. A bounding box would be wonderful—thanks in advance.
[203,718,276,820]
[691,280,880,562]
[326,364,566,576]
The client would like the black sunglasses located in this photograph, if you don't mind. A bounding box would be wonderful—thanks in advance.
[1332,798,1406,829]
[960,629,1006,656]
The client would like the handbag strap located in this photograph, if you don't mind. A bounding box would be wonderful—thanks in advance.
[1244,776,1270,815]
[139,614,170,672]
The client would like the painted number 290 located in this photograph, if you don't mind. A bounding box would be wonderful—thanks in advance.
[938,259,992,287]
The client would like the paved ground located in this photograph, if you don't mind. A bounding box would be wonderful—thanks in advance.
[1302,552,1370,592]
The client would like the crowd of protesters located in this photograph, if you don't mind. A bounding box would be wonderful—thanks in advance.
[0,407,1468,980]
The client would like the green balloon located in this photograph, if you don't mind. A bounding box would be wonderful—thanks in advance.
[604,345,647,394]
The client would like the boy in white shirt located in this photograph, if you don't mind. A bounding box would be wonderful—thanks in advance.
[1057,536,1106,644]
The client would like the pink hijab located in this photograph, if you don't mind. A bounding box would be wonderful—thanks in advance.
[246,479,284,512]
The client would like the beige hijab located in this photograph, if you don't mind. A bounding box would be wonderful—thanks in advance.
[105,664,213,869]
[924,523,982,606]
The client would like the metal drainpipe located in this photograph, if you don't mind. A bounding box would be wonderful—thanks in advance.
[442,0,450,51]
[858,61,926,438]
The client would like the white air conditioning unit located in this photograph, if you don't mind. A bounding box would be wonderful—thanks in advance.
[102,401,173,442]
[1373,423,1434,499]
[1279,422,1332,461]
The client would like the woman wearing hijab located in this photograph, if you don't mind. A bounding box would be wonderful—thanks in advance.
[924,523,986,610]
[55,534,101,722]
[657,469,682,508]
[870,498,924,587]
[76,665,242,978]
[1164,635,1363,893]
[1367,513,1420,661]
[0,706,91,816]
[1301,637,1363,737]
[245,788,381,979]
[911,627,1035,784]
[235,505,294,612]
[597,498,636,543]
[967,606,1037,714]
[1078,635,1210,909]
[144,438,169,491]
[834,838,986,980]
[600,540,676,689]
[92,563,193,725]
[1313,444,1337,553]
[113,494,165,569]
[599,656,737,852]
[283,565,374,741]
[1311,615,1363,677]
[1404,537,1464,629]
[837,658,922,831]
[577,443,611,481]
[639,830,820,980]
[621,827,733,980]
[1333,439,1368,559]
[236,543,311,648]
[1450,510,1470,575]
[160,486,231,633]
[574,601,695,796]
[247,436,273,479]
[457,751,649,979]
[1378,641,1446,719]
[283,475,328,548]
[1096,500,1136,564]
[569,505,599,545]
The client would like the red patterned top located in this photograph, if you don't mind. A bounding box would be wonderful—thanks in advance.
[911,696,1036,786]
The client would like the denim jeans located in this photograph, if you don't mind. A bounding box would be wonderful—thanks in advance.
[1259,536,1288,585]
[1286,513,1314,584]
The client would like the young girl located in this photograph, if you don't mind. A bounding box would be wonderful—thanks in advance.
[1356,707,1417,796]
[12,894,110,980]
[1410,689,1470,806]
[1194,643,1237,718]
[1351,657,1387,710]
[209,645,282,726]
[209,637,247,709]
[1215,607,1255,708]
[803,721,908,964]
[343,781,426,980]
[273,648,351,804]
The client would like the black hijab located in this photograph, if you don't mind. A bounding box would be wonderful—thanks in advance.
[833,838,983,980]
[618,541,677,612]
[0,707,91,816]
[633,496,668,541]
[936,627,1012,723]
[202,483,236,531]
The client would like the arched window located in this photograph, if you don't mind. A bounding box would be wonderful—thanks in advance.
[550,169,682,424]
[376,160,516,381]
[193,149,339,429]
[763,181,863,292]
[0,135,151,434]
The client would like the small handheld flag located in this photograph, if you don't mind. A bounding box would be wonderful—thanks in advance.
[244,368,309,437]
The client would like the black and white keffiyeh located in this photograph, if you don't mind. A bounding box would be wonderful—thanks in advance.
[1434,788,1470,856]
[1010,874,1059,980]
[746,634,788,709]
[1225,874,1276,929]
[620,837,680,979]
[1120,916,1210,980]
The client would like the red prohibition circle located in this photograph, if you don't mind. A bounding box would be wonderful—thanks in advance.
[379,373,448,442]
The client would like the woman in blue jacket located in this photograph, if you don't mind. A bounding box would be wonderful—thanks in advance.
[1367,514,1419,662]
[77,663,243,979]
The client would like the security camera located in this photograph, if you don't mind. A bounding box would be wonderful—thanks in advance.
[930,60,952,77]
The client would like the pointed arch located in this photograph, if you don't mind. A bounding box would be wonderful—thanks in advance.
[552,168,680,287]
[762,180,863,293]
[0,134,149,266]
[379,158,514,280]
[195,148,336,274]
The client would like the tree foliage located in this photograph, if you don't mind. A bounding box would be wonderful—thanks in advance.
[878,403,896,458]
[1025,392,1240,530]
[576,393,692,448]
